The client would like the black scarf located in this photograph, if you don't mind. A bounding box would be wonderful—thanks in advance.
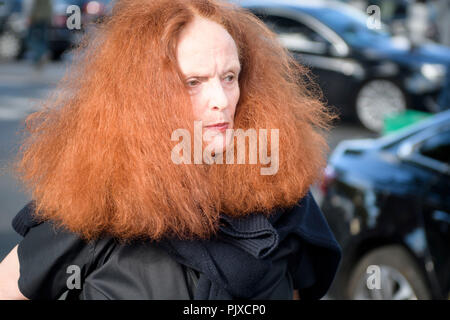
[157,190,342,300]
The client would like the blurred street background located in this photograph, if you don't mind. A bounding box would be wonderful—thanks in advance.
[0,0,449,299]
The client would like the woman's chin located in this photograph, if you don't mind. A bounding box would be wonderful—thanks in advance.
[205,138,226,155]
[203,129,233,156]
[204,133,232,157]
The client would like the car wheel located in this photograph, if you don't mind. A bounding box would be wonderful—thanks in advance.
[0,31,22,60]
[355,79,407,133]
[347,245,432,300]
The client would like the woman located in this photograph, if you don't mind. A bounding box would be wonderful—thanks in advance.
[0,0,341,300]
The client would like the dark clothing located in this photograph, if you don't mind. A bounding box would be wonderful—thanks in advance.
[26,22,50,64]
[12,190,342,300]
[29,0,53,25]
[15,221,199,299]
[26,0,52,65]
[159,191,342,299]
[438,64,450,111]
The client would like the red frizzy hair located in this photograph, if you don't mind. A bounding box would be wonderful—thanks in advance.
[11,0,337,242]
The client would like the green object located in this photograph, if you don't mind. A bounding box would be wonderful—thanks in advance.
[383,110,433,135]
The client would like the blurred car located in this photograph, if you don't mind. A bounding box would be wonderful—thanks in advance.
[46,0,83,60]
[1,0,111,61]
[318,109,450,299]
[0,0,27,60]
[69,0,113,49]
[237,0,450,132]
[338,0,410,37]
[48,0,112,59]
[343,0,441,42]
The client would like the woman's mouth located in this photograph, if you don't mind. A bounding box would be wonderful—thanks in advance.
[204,122,229,132]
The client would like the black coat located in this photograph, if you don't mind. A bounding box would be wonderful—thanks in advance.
[12,191,341,300]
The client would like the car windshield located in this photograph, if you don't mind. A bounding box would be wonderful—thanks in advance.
[305,6,392,46]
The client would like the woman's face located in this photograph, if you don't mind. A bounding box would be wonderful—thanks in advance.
[176,16,241,154]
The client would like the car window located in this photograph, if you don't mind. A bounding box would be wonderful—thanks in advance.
[256,14,330,54]
[260,15,328,43]
[306,7,391,47]
[418,129,450,165]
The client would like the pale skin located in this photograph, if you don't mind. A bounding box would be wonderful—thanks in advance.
[177,15,240,154]
[0,245,28,299]
[0,16,300,300]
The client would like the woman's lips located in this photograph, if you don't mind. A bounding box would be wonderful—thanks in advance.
[204,122,229,132]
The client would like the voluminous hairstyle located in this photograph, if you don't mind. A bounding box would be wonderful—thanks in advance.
[11,0,337,242]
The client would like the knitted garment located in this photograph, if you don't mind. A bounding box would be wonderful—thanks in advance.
[157,190,342,300]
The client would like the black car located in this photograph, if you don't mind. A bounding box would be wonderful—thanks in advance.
[318,109,450,299]
[236,0,450,132]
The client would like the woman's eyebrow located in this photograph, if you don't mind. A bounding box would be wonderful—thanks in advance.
[227,64,241,74]
[184,64,241,79]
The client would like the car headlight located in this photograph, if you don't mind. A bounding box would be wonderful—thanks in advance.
[420,63,447,83]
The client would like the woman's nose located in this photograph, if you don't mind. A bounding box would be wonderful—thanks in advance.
[207,79,228,111]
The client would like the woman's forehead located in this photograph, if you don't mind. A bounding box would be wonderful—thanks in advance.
[176,17,240,76]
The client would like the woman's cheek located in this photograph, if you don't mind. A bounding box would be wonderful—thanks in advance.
[191,95,204,121]
[230,87,240,118]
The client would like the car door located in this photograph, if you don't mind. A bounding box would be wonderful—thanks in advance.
[413,126,450,298]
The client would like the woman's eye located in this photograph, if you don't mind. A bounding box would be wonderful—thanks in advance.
[225,75,235,82]
[187,80,200,87]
